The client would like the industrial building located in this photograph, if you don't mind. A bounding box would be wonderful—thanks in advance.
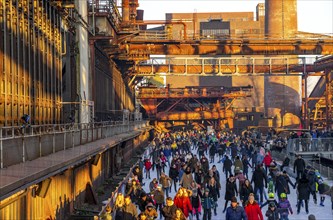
[0,0,332,219]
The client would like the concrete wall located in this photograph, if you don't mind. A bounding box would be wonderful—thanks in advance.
[0,127,151,219]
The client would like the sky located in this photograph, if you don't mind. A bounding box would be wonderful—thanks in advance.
[136,0,333,34]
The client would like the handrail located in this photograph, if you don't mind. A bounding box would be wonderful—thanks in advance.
[97,160,140,218]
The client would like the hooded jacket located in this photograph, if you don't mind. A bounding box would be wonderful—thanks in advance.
[245,201,264,220]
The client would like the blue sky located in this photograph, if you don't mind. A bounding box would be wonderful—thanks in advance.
[137,0,333,34]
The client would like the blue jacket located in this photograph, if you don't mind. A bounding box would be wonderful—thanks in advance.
[226,205,248,220]
[201,195,215,209]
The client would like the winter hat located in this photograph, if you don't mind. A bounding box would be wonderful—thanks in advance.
[269,202,276,208]
[205,188,210,193]
[146,203,154,209]
[308,214,316,220]
[231,196,237,203]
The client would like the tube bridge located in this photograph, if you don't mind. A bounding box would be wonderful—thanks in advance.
[117,35,333,59]
[133,56,333,76]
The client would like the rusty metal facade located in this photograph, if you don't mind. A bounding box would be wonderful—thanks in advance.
[0,0,62,126]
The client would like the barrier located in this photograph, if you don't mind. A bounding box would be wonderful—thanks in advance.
[97,161,139,219]
[0,120,149,168]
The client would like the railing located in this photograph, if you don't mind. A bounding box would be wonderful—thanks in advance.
[97,161,139,219]
[286,138,333,153]
[0,120,149,168]
[271,149,333,180]
[135,56,316,76]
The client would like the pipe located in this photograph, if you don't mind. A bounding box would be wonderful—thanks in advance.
[134,20,187,40]
[122,0,130,24]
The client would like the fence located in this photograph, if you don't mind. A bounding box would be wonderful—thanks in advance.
[272,145,333,180]
[0,120,148,168]
[286,138,333,153]
[97,161,139,219]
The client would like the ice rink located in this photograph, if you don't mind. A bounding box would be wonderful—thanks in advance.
[141,150,333,220]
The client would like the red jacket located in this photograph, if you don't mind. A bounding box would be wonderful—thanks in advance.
[263,154,272,167]
[245,201,264,220]
[144,160,152,170]
[174,196,192,217]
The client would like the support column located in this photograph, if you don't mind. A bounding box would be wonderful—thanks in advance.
[75,0,90,123]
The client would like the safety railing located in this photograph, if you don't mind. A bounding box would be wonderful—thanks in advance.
[135,56,315,76]
[271,150,333,180]
[97,161,139,219]
[0,120,149,168]
[286,138,333,153]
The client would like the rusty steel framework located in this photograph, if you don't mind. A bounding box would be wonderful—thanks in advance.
[114,37,333,60]
[0,0,62,126]
[137,86,252,129]
[133,57,333,76]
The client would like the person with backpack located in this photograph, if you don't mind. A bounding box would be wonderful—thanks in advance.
[201,188,214,220]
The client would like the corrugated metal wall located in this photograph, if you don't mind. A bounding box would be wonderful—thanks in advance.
[0,0,62,126]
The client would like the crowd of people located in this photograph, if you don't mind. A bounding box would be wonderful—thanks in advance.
[101,129,333,220]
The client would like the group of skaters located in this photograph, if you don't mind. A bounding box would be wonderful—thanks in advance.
[102,129,333,220]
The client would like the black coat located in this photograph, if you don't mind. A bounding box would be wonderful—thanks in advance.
[240,184,254,202]
[225,180,238,201]
[297,177,310,200]
[282,157,290,166]
[208,183,220,201]
[223,158,233,172]
[251,167,267,188]
[293,158,305,172]
[275,175,287,196]
[169,167,179,180]
[265,208,279,220]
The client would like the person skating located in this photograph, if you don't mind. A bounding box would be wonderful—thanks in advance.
[144,158,152,179]
[240,179,254,207]
[159,172,172,198]
[180,166,194,189]
[153,185,164,218]
[244,193,264,220]
[123,195,138,220]
[201,188,215,220]
[277,193,293,220]
[138,192,154,212]
[296,174,310,214]
[223,175,238,213]
[293,155,306,180]
[263,152,273,175]
[223,155,233,180]
[144,203,158,219]
[207,176,220,215]
[251,164,267,205]
[234,156,244,175]
[162,197,177,220]
[265,202,279,220]
[191,187,202,220]
[260,192,278,209]
[275,172,288,199]
[280,156,290,171]
[169,164,179,193]
[225,196,248,220]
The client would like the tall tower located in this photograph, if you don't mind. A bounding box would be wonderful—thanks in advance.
[264,0,300,127]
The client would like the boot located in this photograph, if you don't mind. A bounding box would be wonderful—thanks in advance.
[320,197,325,206]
